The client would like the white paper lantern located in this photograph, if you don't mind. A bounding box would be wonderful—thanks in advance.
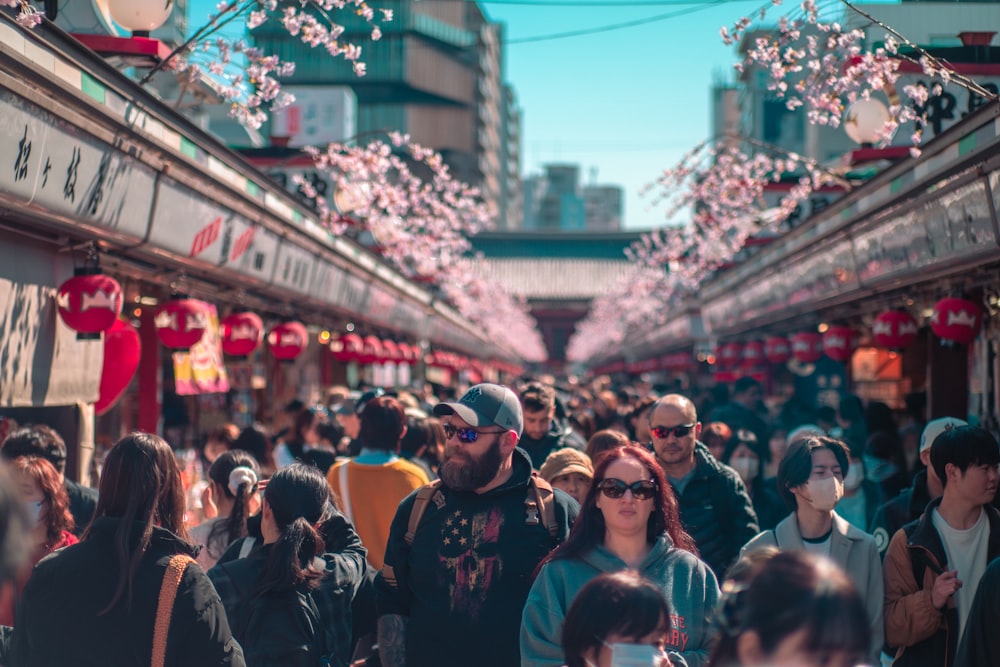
[105,0,174,33]
[843,98,890,145]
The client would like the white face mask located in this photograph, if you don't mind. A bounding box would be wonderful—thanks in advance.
[587,642,667,667]
[730,456,759,483]
[842,465,864,491]
[805,475,843,512]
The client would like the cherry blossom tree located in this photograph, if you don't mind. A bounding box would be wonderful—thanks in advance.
[568,0,998,365]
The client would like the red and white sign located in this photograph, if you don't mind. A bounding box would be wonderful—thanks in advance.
[741,340,766,368]
[931,297,982,345]
[873,311,918,350]
[764,336,791,364]
[791,332,824,363]
[220,312,263,357]
[56,272,122,336]
[268,321,309,361]
[155,298,209,349]
[823,326,858,363]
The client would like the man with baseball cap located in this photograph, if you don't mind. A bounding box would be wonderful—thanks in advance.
[870,417,968,558]
[375,383,578,667]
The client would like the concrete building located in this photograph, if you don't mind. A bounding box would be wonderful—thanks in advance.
[499,85,523,229]
[524,164,623,231]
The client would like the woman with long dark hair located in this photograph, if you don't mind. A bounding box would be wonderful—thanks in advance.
[709,551,870,667]
[0,456,77,625]
[9,432,243,666]
[521,445,719,667]
[190,450,261,570]
[208,463,366,666]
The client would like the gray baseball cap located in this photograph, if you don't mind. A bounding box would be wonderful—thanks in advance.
[433,383,523,437]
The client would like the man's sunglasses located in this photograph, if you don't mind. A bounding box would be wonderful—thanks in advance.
[650,423,696,439]
[597,478,658,500]
[443,423,507,444]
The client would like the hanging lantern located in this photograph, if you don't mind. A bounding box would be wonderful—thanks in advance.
[822,326,857,363]
[397,343,418,365]
[267,321,308,361]
[330,333,364,362]
[718,342,743,368]
[873,310,918,350]
[56,269,123,340]
[358,335,384,365]
[220,311,263,357]
[764,336,791,364]
[154,298,209,349]
[741,341,766,368]
[791,332,824,363]
[95,318,141,415]
[380,340,400,364]
[931,297,983,345]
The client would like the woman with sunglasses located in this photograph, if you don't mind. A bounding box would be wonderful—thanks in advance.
[521,444,720,667]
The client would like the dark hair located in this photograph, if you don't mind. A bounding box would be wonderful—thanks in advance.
[584,429,630,462]
[400,415,433,458]
[88,432,188,614]
[286,408,323,458]
[8,455,75,545]
[930,426,1000,488]
[722,429,769,483]
[206,450,260,560]
[777,436,850,511]
[710,551,869,666]
[701,422,733,452]
[316,420,344,448]
[569,412,596,442]
[543,445,696,568]
[732,377,762,395]
[234,424,273,470]
[521,383,556,413]
[359,396,406,452]
[562,571,670,667]
[626,397,658,440]
[259,464,333,594]
[2,426,68,474]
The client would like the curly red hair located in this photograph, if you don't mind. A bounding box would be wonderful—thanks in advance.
[9,456,75,544]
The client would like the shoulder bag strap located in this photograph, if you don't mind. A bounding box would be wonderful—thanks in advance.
[338,462,354,523]
[152,554,194,667]
[404,480,445,546]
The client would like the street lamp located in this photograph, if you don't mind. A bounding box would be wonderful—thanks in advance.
[104,0,174,37]
[843,98,890,145]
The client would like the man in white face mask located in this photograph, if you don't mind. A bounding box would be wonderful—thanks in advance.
[740,436,884,664]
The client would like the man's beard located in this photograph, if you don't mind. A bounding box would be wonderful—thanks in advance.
[440,437,504,492]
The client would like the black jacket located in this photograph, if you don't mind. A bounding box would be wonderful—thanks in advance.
[870,469,932,557]
[956,554,1000,667]
[669,444,759,578]
[518,421,585,470]
[64,478,98,536]
[9,517,244,667]
[376,448,578,667]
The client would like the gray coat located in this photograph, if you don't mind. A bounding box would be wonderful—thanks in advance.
[742,512,884,661]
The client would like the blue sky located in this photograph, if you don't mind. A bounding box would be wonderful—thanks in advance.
[186,0,791,230]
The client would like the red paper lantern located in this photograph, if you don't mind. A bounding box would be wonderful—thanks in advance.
[872,311,918,350]
[718,342,744,368]
[791,332,824,363]
[397,343,418,365]
[764,337,791,364]
[220,312,263,357]
[380,340,400,363]
[330,333,363,361]
[931,297,983,345]
[95,317,140,415]
[741,341,766,368]
[154,298,209,349]
[56,271,122,338]
[268,321,308,361]
[358,335,384,365]
[822,326,857,363]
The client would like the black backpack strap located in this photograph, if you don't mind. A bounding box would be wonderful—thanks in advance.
[404,480,445,546]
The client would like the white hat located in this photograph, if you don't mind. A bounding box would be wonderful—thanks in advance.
[919,417,968,454]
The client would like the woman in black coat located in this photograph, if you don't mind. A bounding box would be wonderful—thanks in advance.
[9,432,244,666]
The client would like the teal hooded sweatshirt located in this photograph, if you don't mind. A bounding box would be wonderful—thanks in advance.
[520,534,719,667]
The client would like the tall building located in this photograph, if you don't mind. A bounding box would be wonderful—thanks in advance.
[250,0,516,223]
[499,85,523,229]
[583,185,623,231]
[523,164,623,231]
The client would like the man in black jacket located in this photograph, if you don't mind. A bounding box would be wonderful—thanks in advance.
[649,394,759,577]
[517,383,585,469]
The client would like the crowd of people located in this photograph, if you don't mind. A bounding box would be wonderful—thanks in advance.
[0,375,997,667]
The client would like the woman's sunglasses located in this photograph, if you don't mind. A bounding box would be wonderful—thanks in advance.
[650,423,695,439]
[597,478,657,500]
[442,423,506,444]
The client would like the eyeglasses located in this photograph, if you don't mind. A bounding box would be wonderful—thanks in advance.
[443,423,507,444]
[597,478,657,500]
[650,423,696,439]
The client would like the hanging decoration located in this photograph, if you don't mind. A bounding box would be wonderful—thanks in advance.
[330,333,364,362]
[380,339,401,364]
[764,336,792,364]
[358,335,384,365]
[56,269,123,340]
[930,297,983,345]
[220,311,263,357]
[791,332,824,363]
[267,321,309,361]
[154,298,209,349]
[822,326,858,363]
[95,317,141,415]
[741,340,766,368]
[872,310,919,350]
[718,342,744,368]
